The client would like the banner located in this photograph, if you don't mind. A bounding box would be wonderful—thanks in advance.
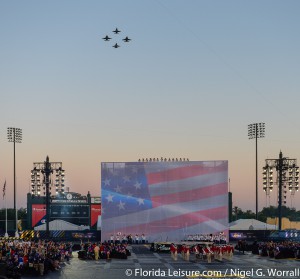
[32,204,46,227]
[91,204,101,227]
[2,180,6,200]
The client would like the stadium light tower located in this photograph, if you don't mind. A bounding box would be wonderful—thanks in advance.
[7,127,22,238]
[263,151,299,230]
[248,123,265,220]
[31,156,65,238]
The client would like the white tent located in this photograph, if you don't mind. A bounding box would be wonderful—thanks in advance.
[229,219,277,230]
[34,219,90,231]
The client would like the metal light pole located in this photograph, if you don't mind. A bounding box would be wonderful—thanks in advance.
[42,156,52,238]
[248,123,265,220]
[31,157,64,238]
[7,127,22,238]
[263,151,299,230]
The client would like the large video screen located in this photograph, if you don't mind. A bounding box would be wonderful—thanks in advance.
[50,204,90,226]
[101,161,228,242]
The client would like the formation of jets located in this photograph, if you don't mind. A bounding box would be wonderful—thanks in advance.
[102,28,131,48]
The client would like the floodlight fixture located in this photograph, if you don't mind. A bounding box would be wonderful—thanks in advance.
[248,122,265,220]
[7,127,22,238]
[263,151,299,230]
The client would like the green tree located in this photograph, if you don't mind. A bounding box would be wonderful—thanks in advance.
[18,208,27,219]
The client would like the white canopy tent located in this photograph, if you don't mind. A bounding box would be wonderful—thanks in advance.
[34,219,90,231]
[229,219,277,230]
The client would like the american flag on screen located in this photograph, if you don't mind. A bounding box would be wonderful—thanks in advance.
[101,161,228,242]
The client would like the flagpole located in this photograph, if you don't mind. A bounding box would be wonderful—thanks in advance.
[4,184,8,238]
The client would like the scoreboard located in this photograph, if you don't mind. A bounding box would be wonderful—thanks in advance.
[50,204,90,226]
[27,191,101,229]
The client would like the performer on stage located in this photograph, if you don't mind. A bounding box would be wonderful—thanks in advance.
[204,245,212,263]
[195,244,201,261]
[170,243,178,261]
[184,245,190,261]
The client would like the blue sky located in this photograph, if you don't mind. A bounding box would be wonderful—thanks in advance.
[1,0,300,210]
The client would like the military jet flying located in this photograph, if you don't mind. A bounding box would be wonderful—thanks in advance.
[113,28,121,34]
[113,43,120,48]
[122,36,131,42]
[102,35,111,41]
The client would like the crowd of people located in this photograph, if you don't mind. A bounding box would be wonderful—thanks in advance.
[78,241,130,260]
[0,239,72,278]
[2,234,300,279]
[184,232,227,244]
[108,233,147,244]
[252,240,300,259]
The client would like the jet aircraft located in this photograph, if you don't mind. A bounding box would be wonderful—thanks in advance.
[102,35,111,41]
[113,28,121,34]
[122,36,131,42]
[113,43,120,48]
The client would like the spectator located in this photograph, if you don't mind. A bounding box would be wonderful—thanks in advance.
[94,243,100,260]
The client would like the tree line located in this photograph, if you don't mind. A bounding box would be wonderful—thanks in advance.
[0,208,27,220]
[233,205,300,222]
[0,208,27,231]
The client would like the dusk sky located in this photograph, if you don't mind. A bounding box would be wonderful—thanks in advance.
[1,1,300,211]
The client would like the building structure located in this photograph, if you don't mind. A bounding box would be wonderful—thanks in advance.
[27,191,101,231]
[267,217,300,230]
